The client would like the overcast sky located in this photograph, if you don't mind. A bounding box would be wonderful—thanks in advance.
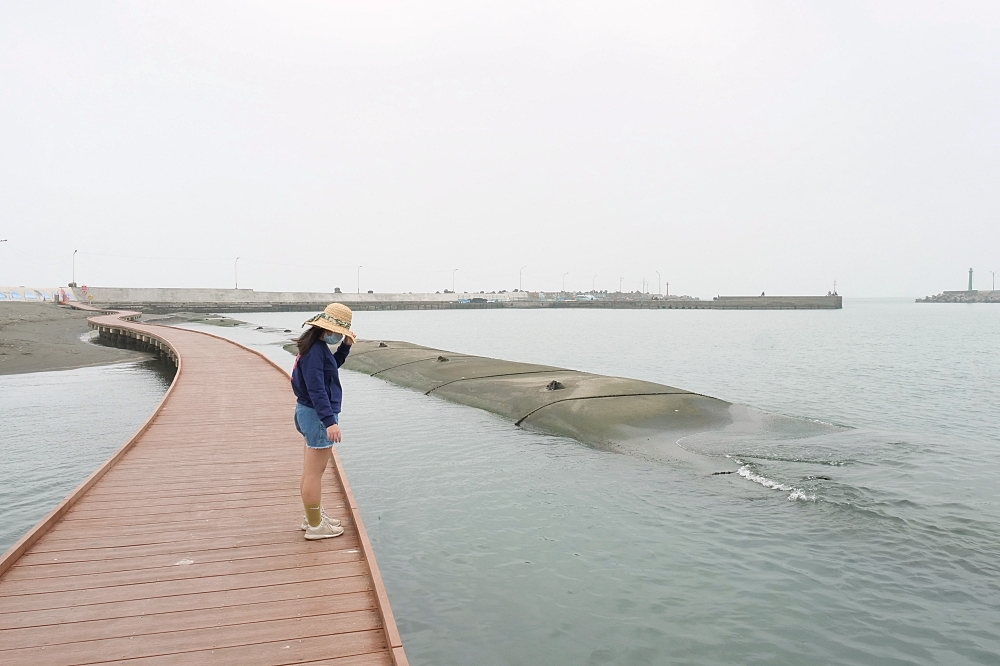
[2,2,998,297]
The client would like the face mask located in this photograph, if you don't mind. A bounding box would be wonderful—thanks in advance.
[323,332,344,346]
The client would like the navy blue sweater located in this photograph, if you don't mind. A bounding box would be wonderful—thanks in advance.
[291,340,351,427]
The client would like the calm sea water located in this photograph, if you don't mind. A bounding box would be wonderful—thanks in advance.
[0,360,172,552]
[3,300,997,665]
[191,299,999,666]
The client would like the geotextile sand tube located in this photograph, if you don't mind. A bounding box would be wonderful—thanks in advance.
[342,341,752,469]
[297,339,847,472]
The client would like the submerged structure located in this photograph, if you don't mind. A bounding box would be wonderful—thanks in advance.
[338,340,843,473]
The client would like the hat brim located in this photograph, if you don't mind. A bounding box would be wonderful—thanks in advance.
[305,319,356,342]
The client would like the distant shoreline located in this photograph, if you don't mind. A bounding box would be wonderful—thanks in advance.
[35,286,843,312]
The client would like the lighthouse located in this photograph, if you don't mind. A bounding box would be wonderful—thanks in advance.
[969,268,974,292]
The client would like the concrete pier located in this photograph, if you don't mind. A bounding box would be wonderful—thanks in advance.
[72,287,843,313]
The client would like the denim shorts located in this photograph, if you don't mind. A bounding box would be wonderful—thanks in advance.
[294,403,339,449]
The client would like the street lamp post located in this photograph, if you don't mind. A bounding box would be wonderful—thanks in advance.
[71,249,78,287]
[619,276,624,293]
[562,272,569,293]
[591,275,597,292]
[357,266,362,294]
[520,265,527,291]
[992,271,996,291]
[655,271,661,295]
[235,257,240,289]
[452,268,458,293]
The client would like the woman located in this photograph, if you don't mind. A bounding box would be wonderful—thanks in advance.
[291,302,356,540]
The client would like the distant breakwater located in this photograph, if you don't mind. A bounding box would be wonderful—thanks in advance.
[71,287,842,313]
[917,290,1000,304]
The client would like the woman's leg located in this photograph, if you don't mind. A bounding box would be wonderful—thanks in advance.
[301,447,330,526]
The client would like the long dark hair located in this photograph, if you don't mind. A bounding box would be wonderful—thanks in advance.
[296,325,327,356]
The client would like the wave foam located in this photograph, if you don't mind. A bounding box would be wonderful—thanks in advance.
[737,465,815,501]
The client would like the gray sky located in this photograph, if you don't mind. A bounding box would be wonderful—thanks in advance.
[2,1,998,297]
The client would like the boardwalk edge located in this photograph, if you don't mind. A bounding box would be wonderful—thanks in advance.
[0,311,181,579]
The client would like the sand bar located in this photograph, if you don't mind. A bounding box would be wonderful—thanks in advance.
[0,303,149,375]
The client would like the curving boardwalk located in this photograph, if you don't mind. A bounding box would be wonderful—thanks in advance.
[0,309,407,665]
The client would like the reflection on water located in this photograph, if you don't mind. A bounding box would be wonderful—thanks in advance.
[187,301,1000,666]
[0,360,172,552]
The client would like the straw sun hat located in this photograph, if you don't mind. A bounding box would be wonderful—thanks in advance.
[303,303,356,342]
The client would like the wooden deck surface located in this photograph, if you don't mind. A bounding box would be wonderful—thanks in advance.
[0,309,407,665]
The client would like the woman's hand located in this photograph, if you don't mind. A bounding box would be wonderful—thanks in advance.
[343,336,354,346]
[326,424,342,443]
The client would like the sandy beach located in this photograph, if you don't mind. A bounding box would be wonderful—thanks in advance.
[0,303,150,375]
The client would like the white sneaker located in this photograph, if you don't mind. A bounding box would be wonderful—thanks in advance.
[304,516,345,540]
[300,510,342,530]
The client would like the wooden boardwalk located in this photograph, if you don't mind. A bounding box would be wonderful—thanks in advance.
[0,309,407,665]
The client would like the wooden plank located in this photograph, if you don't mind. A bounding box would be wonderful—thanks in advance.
[82,629,388,665]
[299,655,393,666]
[1,614,384,664]
[79,487,303,504]
[28,521,339,548]
[28,508,346,533]
[25,526,304,555]
[1,591,378,649]
[9,538,359,579]
[65,496,310,518]
[85,479,303,494]
[1,559,371,613]
[35,503,310,538]
[298,655,393,666]
[97,460,295,473]
[99,461,296,472]
[56,507,316,529]
[0,548,364,595]
[0,576,374,631]
[18,528,304,566]
[0,309,406,665]
[84,473,305,488]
